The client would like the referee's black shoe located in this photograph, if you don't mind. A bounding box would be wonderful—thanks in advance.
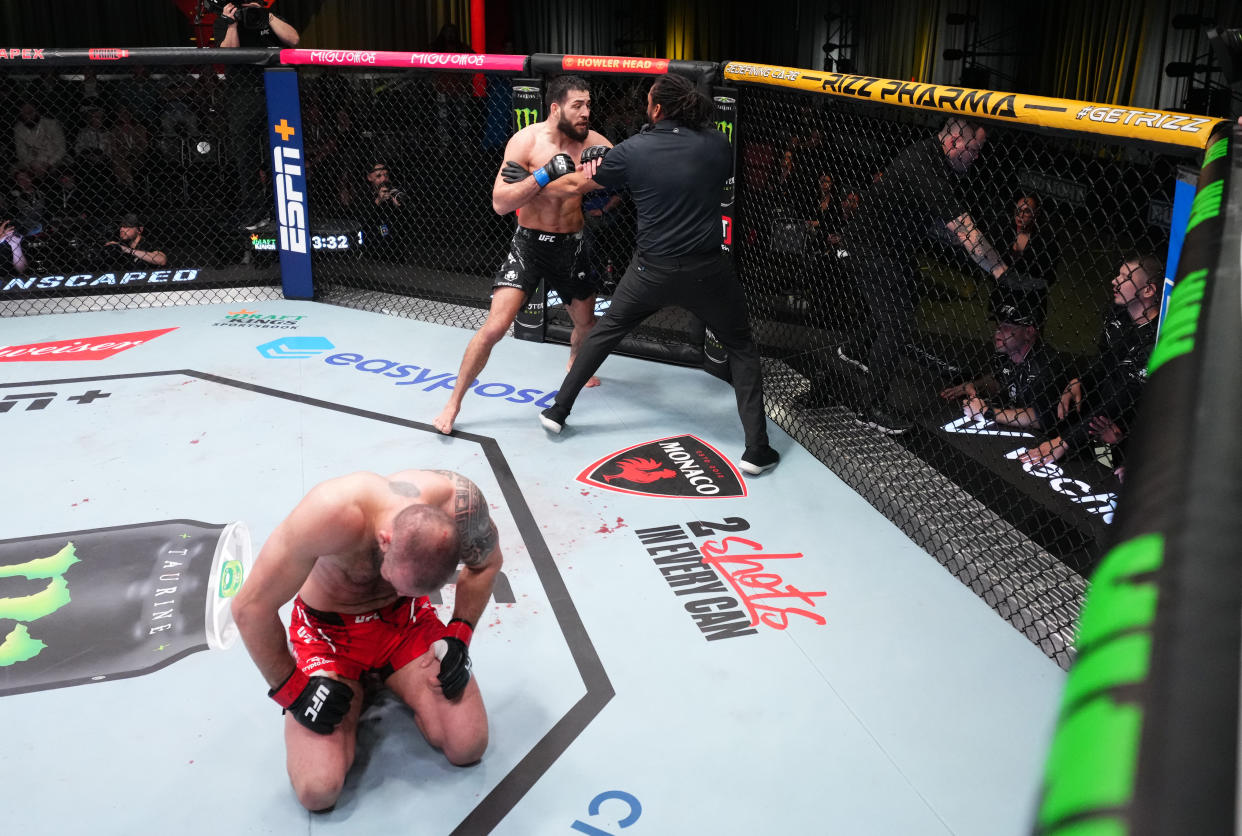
[539,406,568,434]
[739,444,780,475]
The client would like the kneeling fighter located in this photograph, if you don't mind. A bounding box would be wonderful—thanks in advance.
[433,74,613,434]
[232,469,502,811]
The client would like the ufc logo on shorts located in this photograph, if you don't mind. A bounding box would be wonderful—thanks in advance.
[538,234,556,242]
[354,612,379,623]
[296,626,313,641]
[273,146,308,254]
[305,683,330,722]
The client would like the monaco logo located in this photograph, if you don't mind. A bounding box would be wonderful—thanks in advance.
[578,435,746,498]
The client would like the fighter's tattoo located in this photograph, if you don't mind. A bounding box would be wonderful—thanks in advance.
[388,481,421,498]
[432,470,498,567]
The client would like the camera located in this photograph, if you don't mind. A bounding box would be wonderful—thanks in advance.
[204,0,271,30]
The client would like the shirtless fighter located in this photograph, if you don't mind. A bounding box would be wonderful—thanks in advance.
[231,469,502,811]
[433,75,613,434]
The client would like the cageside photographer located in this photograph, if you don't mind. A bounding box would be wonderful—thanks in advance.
[209,0,300,48]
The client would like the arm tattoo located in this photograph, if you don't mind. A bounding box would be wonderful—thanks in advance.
[432,470,498,567]
[388,481,421,498]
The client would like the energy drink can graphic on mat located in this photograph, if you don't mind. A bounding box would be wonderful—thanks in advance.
[0,519,251,697]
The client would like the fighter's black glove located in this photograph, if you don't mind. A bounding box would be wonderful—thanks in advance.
[269,667,353,735]
[580,145,609,165]
[532,153,575,188]
[501,161,531,184]
[436,618,474,700]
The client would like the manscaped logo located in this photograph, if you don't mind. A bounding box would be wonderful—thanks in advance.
[0,328,177,362]
[256,336,334,359]
[2,268,201,293]
[579,435,746,498]
[633,517,826,641]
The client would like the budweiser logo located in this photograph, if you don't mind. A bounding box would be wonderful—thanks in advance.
[0,328,176,362]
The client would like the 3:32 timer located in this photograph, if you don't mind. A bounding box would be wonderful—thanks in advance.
[310,232,363,250]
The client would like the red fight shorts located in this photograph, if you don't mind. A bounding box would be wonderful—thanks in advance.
[289,595,449,681]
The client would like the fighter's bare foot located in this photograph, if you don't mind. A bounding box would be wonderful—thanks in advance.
[568,362,601,388]
[433,405,458,434]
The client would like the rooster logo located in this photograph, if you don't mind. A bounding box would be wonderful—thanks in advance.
[601,457,676,484]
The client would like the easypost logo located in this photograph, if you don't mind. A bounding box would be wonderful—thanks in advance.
[578,435,746,498]
[272,119,308,255]
[256,336,335,359]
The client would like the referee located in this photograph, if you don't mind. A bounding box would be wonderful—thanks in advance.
[538,74,779,476]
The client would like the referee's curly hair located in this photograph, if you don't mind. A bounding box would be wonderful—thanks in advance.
[649,74,713,130]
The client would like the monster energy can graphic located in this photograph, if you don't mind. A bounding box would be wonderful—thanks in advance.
[512,81,543,132]
[0,519,251,697]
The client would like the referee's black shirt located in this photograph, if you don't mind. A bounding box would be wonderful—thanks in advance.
[590,119,731,259]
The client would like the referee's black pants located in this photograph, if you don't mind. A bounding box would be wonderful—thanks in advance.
[550,249,770,449]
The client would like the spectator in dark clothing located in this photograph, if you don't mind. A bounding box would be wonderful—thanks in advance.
[0,218,29,276]
[994,194,1060,327]
[102,212,168,269]
[214,1,299,48]
[14,102,66,180]
[1003,195,1058,285]
[808,172,844,255]
[8,167,48,236]
[940,283,1062,431]
[363,162,408,262]
[813,117,1010,434]
[1019,255,1162,467]
[214,3,298,221]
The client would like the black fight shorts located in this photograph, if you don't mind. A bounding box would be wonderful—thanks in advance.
[494,226,596,303]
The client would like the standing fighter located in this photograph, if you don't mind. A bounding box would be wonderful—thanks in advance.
[231,469,502,811]
[538,75,780,476]
[433,75,612,434]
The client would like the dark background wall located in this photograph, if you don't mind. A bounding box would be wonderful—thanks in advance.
[1,0,1239,113]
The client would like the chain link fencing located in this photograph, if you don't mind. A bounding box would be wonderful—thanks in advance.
[294,62,714,363]
[3,49,1222,671]
[1,54,285,317]
[728,74,1206,667]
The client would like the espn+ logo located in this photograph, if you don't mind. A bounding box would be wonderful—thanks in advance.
[272,120,308,255]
